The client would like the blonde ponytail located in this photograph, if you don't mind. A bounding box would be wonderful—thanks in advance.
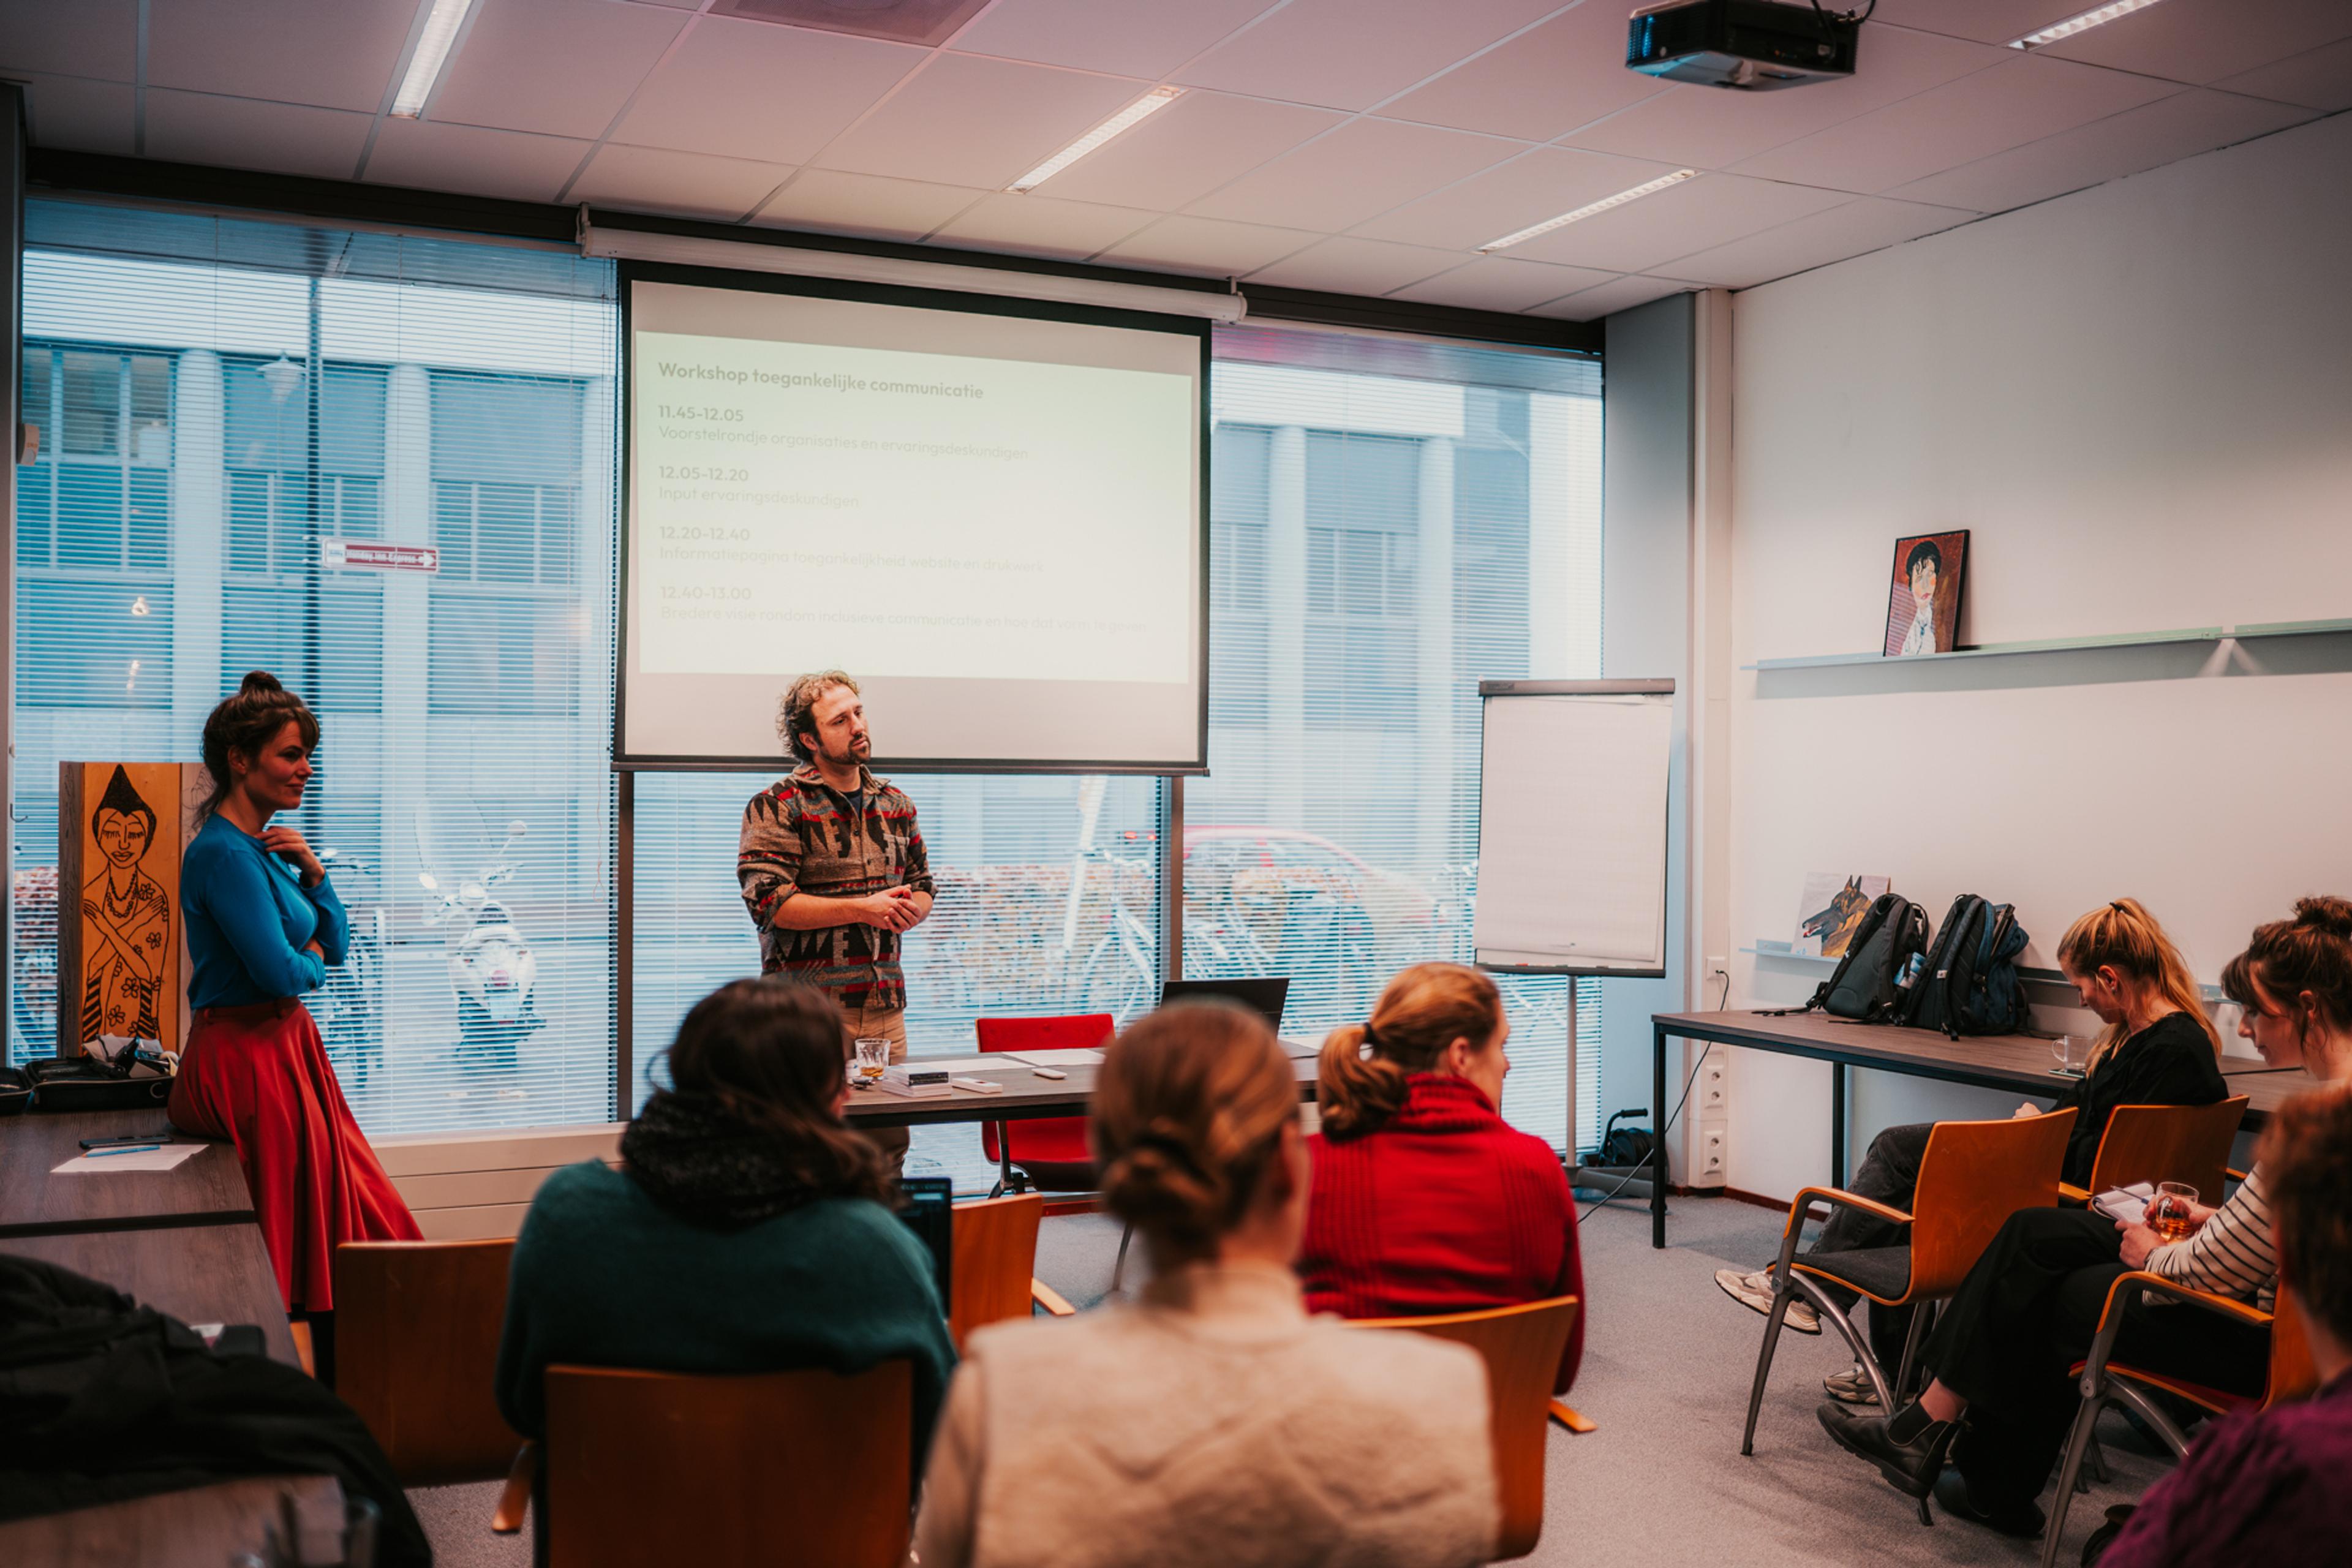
[2057,897,2220,1075]
[1317,962,1504,1140]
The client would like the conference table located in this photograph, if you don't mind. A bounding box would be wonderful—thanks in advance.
[1648,1009,2312,1248]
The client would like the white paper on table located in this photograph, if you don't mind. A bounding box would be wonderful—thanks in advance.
[1277,1036,1321,1059]
[1001,1049,1105,1068]
[51,1144,206,1175]
[906,1057,1000,1074]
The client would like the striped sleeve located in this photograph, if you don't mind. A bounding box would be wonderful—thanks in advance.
[2144,1164,2277,1311]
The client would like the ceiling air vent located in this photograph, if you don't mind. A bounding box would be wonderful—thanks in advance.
[704,0,992,48]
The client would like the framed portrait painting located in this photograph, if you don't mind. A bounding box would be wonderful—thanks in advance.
[1883,530,1968,657]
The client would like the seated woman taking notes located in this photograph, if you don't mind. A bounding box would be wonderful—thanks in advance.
[495,978,955,1468]
[914,1000,1498,1568]
[1297,962,1585,1396]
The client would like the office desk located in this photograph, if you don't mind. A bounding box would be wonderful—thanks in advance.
[1,1220,299,1365]
[1648,1010,2307,1248]
[0,1109,252,1238]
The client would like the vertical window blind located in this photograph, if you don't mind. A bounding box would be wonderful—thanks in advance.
[10,200,620,1138]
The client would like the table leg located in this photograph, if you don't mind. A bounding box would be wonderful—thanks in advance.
[1830,1061,1847,1189]
[1651,1024,1668,1249]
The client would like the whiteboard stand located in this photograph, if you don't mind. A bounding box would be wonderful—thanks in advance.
[1472,678,1678,1158]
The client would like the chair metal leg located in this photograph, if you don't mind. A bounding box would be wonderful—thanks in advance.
[2041,1393,2106,1568]
[1741,1286,1793,1457]
[2084,1432,2109,1485]
[1893,1299,1934,1406]
[1110,1220,1134,1294]
[1796,1275,1896,1413]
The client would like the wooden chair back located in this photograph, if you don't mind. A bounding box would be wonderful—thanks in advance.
[1348,1297,1579,1562]
[975,1014,1112,1173]
[331,1239,520,1485]
[950,1192,1043,1350]
[2087,1098,2247,1211]
[542,1362,911,1568]
[1905,1110,2077,1301]
[2265,1291,2318,1409]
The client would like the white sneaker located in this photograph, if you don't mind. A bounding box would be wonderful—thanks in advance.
[1823,1363,1881,1406]
[1714,1267,1821,1333]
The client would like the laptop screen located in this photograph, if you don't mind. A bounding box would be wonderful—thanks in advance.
[897,1177,954,1304]
[1156,976,1290,1033]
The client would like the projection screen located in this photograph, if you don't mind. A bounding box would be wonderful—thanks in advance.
[618,268,1208,772]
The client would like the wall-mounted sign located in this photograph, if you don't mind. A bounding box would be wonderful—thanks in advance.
[323,540,440,573]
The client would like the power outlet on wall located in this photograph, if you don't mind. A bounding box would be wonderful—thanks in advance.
[1701,1059,1727,1112]
[1700,1128,1726,1179]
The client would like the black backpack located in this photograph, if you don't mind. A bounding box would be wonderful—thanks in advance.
[1806,894,1930,1022]
[1904,894,2032,1038]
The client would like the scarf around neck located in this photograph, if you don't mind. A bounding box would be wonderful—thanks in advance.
[620,1090,840,1229]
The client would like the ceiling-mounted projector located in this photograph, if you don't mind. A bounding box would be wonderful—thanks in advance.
[1627,0,1860,90]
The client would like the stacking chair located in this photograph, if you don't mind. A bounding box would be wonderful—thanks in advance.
[1741,1109,2077,1525]
[2038,1279,2316,1567]
[948,1191,1074,1351]
[496,1362,913,1568]
[332,1238,522,1485]
[975,1013,1114,1196]
[1348,1297,1580,1561]
[2057,1096,2247,1207]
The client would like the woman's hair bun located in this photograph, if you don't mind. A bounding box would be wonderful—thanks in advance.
[1098,1125,1226,1251]
[2293,895,2352,941]
[238,670,285,696]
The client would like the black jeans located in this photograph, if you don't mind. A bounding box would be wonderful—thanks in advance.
[1924,1207,2271,1511]
[1802,1121,1931,1371]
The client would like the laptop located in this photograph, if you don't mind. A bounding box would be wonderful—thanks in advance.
[897,1177,954,1303]
[1157,976,1290,1033]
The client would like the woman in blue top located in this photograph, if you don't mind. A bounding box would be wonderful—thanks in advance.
[170,671,419,1316]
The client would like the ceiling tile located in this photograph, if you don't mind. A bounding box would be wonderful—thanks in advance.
[2040,0,2352,85]
[1175,0,1561,113]
[143,90,375,180]
[616,16,924,162]
[1655,196,1975,289]
[147,0,410,112]
[1864,1,2088,46]
[1381,2,1670,143]
[1352,145,1689,251]
[1188,118,1521,232]
[1507,172,1854,273]
[429,0,683,140]
[930,192,1158,258]
[1388,255,1617,312]
[570,144,794,220]
[1025,91,1341,211]
[1730,53,2181,193]
[1529,274,1696,321]
[1563,23,2010,170]
[2215,33,2352,110]
[814,53,1144,190]
[1098,215,1321,277]
[18,74,137,154]
[362,120,594,203]
[752,170,984,239]
[1891,88,2315,211]
[1242,236,1468,295]
[0,0,138,80]
[951,0,1278,78]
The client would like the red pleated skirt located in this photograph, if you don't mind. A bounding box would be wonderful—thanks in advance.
[169,998,421,1313]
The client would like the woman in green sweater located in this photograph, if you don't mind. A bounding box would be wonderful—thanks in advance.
[494,977,956,1469]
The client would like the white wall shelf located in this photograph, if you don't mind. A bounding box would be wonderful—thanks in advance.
[1744,617,2352,673]
[1743,942,2225,1001]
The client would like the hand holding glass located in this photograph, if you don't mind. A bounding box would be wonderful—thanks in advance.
[2147,1181,2198,1242]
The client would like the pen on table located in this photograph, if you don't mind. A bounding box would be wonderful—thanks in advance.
[86,1144,164,1158]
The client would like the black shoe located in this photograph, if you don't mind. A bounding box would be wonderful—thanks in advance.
[1932,1469,2045,1538]
[1817,1401,1953,1498]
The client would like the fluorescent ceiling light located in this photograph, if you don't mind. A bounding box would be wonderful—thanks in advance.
[2007,0,2169,49]
[1008,86,1182,193]
[1479,169,1698,254]
[391,0,477,118]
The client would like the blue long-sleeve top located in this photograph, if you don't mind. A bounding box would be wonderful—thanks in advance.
[181,812,349,1009]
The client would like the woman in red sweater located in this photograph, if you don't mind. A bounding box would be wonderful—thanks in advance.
[1297,962,1585,1394]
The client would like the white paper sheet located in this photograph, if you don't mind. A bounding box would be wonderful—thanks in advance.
[52,1143,206,1175]
[1001,1049,1105,1067]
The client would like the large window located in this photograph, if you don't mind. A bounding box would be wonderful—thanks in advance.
[10,202,620,1137]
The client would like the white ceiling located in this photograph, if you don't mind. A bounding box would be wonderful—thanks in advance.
[6,0,2347,321]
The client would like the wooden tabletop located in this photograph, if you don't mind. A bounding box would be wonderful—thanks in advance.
[1653,1010,2307,1123]
[0,1474,345,1568]
[1,1221,298,1366]
[0,1109,253,1238]
[840,1051,1321,1129]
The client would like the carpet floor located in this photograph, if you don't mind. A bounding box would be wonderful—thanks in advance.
[410,1194,2179,1567]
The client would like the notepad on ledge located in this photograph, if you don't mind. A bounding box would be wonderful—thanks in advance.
[52,1144,205,1175]
[1003,1048,1104,1068]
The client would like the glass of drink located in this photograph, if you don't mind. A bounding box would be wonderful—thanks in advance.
[2147,1181,2198,1242]
[2049,1035,2082,1076]
[853,1036,890,1085]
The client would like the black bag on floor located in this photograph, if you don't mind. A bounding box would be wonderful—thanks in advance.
[1904,894,2032,1039]
[1805,894,1930,1022]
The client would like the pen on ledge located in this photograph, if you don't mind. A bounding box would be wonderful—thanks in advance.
[87,1144,164,1158]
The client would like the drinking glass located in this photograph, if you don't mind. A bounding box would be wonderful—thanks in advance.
[2148,1181,2198,1242]
[853,1036,891,1084]
[2049,1035,2082,1076]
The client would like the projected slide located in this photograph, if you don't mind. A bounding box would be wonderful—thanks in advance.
[621,278,1205,769]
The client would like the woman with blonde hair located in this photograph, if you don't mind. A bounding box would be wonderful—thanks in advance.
[1298,962,1585,1396]
[1717,897,2226,1403]
[914,1000,1498,1568]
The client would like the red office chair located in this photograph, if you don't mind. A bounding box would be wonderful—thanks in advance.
[976,1014,1114,1197]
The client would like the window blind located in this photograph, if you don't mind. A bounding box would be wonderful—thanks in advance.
[11,199,620,1139]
